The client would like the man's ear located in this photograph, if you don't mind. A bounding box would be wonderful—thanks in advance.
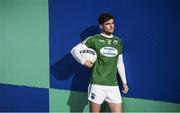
[99,24,103,30]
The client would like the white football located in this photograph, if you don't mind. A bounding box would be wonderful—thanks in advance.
[81,48,97,63]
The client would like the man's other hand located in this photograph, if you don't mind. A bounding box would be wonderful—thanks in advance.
[122,84,129,94]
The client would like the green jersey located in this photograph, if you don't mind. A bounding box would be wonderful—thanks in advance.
[85,34,123,86]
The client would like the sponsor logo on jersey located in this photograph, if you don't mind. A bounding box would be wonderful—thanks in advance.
[100,47,118,57]
[113,40,118,45]
[99,39,105,43]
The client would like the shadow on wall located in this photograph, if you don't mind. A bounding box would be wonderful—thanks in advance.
[51,26,102,112]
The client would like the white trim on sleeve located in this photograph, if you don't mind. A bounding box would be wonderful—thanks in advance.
[117,54,127,84]
[71,43,88,65]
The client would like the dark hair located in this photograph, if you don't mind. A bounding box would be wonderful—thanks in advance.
[98,13,114,25]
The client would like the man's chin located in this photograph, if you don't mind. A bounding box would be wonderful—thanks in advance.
[106,32,113,35]
[103,30,114,35]
[108,30,114,34]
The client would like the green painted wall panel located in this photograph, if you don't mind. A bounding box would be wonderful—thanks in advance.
[0,0,49,88]
[50,89,89,112]
[50,89,180,112]
[1,0,179,112]
[123,97,180,112]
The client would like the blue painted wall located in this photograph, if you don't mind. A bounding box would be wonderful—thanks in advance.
[0,84,49,112]
[1,0,180,112]
[49,0,180,103]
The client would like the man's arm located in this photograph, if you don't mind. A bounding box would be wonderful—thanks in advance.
[71,43,88,65]
[117,54,127,84]
[71,43,93,68]
[117,54,129,93]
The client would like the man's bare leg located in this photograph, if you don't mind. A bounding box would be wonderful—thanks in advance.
[107,102,122,113]
[89,101,101,113]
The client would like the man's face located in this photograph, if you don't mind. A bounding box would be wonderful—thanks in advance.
[101,19,114,35]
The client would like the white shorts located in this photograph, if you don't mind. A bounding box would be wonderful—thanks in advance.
[88,84,122,104]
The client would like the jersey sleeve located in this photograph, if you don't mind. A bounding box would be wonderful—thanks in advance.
[117,38,127,84]
[71,36,93,65]
[84,36,93,48]
[71,42,88,65]
[119,39,123,55]
[117,54,127,84]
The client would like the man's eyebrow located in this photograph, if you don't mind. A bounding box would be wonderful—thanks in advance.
[105,22,114,25]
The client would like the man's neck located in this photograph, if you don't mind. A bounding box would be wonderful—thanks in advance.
[101,33,113,38]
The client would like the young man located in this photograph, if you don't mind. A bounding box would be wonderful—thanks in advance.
[71,13,129,113]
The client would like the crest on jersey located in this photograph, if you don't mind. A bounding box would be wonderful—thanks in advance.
[113,40,118,45]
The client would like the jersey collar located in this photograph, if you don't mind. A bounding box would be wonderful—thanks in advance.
[100,33,113,38]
